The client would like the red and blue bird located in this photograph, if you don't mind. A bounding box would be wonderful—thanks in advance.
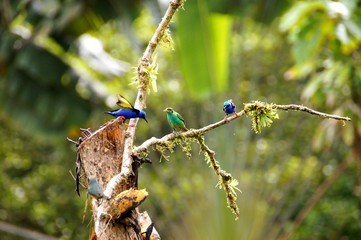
[105,94,147,127]
[223,99,239,120]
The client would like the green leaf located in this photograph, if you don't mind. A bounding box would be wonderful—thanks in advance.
[209,13,232,92]
[175,0,232,100]
[279,1,326,32]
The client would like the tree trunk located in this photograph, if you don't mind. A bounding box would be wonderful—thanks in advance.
[78,117,140,240]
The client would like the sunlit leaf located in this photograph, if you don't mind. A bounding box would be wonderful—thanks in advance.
[279,1,326,32]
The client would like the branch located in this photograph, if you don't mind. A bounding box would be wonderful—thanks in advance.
[132,102,350,217]
[0,221,57,240]
[196,136,240,218]
[133,110,246,154]
[133,102,351,153]
[106,0,184,197]
[273,104,351,121]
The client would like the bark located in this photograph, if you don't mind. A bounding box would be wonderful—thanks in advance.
[78,117,140,240]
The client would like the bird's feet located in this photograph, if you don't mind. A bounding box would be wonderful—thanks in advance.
[235,112,239,117]
[224,115,228,121]
[123,122,134,128]
[119,116,133,128]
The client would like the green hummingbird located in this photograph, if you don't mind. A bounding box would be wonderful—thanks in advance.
[164,107,189,132]
[88,178,109,200]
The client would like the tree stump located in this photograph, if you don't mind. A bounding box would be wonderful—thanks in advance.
[78,117,139,239]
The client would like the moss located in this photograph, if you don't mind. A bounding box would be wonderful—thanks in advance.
[153,134,196,161]
[244,101,279,133]
[148,132,241,218]
[196,135,240,219]
[159,28,174,50]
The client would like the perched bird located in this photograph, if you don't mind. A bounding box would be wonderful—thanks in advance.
[164,107,188,132]
[88,178,108,200]
[105,94,147,127]
[223,99,239,120]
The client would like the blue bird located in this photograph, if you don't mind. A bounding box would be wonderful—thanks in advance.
[223,99,239,120]
[105,94,147,127]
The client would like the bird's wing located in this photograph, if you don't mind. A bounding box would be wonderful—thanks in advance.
[229,100,236,108]
[176,112,185,123]
[116,94,134,109]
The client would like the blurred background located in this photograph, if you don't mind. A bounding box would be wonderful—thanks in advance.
[0,0,360,239]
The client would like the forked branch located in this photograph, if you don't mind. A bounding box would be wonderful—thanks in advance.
[105,0,184,197]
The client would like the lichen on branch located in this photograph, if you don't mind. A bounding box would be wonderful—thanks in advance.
[244,101,279,133]
[109,0,184,199]
[132,101,351,218]
[196,135,240,219]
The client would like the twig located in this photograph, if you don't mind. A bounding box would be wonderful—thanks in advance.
[83,196,88,224]
[0,220,57,240]
[68,170,87,189]
[66,137,80,147]
[273,104,351,121]
[196,135,239,218]
[105,0,184,198]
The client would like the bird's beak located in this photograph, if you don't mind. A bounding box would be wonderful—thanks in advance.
[163,109,167,112]
[144,118,148,123]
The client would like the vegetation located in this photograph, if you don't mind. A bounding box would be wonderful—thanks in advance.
[0,0,360,239]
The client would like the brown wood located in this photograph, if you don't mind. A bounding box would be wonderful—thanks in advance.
[78,117,139,240]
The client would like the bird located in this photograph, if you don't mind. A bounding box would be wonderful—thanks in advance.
[164,107,188,132]
[88,178,109,200]
[223,99,239,120]
[105,94,147,127]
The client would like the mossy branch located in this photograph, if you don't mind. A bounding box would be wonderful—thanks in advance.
[244,101,351,133]
[132,101,350,217]
[272,104,351,121]
[108,0,184,198]
[134,102,350,153]
[196,135,240,219]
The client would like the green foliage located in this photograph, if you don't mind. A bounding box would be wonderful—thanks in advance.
[0,0,360,240]
[176,0,232,100]
[0,116,89,239]
[244,101,279,134]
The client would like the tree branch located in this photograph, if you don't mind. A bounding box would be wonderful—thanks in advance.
[196,135,240,218]
[273,104,351,121]
[0,221,57,240]
[105,0,184,197]
[134,103,350,154]
[133,110,246,154]
[132,102,350,217]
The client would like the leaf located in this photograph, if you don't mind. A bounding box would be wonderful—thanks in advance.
[175,0,232,100]
[279,1,326,32]
[209,13,232,92]
[301,74,323,101]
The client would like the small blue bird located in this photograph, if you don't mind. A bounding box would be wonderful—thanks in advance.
[88,178,109,200]
[105,94,147,127]
[164,107,188,132]
[223,99,239,120]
